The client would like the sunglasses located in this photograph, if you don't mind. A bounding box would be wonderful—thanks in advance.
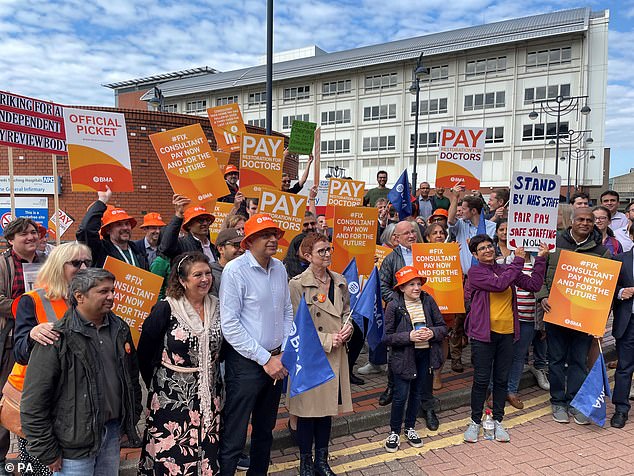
[67,259,92,268]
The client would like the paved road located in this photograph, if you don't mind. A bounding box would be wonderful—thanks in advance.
[267,371,632,475]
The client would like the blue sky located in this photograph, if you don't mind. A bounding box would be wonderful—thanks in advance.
[1,0,632,177]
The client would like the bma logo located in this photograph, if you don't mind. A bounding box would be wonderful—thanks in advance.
[348,281,360,295]
[256,216,272,224]
[223,131,238,145]
[395,184,404,193]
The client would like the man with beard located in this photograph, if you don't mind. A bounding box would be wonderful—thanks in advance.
[219,165,240,203]
[133,212,166,267]
[281,149,314,194]
[77,186,148,270]
[210,227,244,297]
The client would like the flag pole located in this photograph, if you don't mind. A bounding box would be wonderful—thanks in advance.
[597,338,603,355]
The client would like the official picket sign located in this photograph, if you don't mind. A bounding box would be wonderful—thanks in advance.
[545,250,621,336]
[507,171,560,251]
[103,257,163,346]
[207,103,247,153]
[63,108,133,192]
[239,133,284,198]
[258,187,307,257]
[412,243,465,313]
[150,123,229,205]
[0,90,66,154]
[435,126,485,190]
[0,196,49,236]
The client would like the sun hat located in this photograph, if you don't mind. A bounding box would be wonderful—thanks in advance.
[139,212,166,228]
[241,213,284,249]
[182,206,215,230]
[100,207,137,233]
[393,265,427,290]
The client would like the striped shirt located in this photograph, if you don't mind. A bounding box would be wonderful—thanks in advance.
[497,253,536,322]
[405,299,429,349]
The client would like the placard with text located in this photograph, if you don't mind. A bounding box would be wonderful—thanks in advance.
[435,126,485,190]
[207,103,247,152]
[258,188,307,258]
[332,206,377,275]
[208,201,235,244]
[240,133,284,198]
[325,178,365,227]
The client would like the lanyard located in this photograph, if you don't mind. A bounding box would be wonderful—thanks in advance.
[113,244,137,267]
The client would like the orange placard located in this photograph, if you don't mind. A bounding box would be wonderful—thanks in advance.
[208,202,235,244]
[544,250,621,336]
[412,243,465,314]
[332,206,377,275]
[325,178,365,227]
[240,133,284,198]
[213,150,231,174]
[375,245,393,270]
[258,188,307,258]
[435,126,484,190]
[103,257,163,346]
[150,124,229,206]
[207,103,247,152]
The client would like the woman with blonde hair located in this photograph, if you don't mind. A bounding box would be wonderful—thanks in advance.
[13,241,92,475]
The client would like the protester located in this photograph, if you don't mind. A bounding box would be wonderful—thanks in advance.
[76,187,147,269]
[281,149,314,194]
[626,202,634,226]
[383,266,447,452]
[428,208,448,229]
[611,223,634,428]
[537,207,611,424]
[219,164,240,203]
[416,182,433,222]
[21,268,141,475]
[487,188,510,223]
[137,252,223,474]
[364,170,390,207]
[494,220,511,260]
[601,190,633,252]
[463,235,547,443]
[376,198,390,244]
[11,242,91,475]
[133,212,166,267]
[557,203,574,231]
[288,232,353,475]
[283,211,318,279]
[380,223,398,248]
[211,227,244,297]
[36,225,55,256]
[593,205,623,256]
[0,217,45,472]
[431,187,450,211]
[246,197,259,218]
[316,215,328,237]
[570,192,590,208]
[219,213,293,475]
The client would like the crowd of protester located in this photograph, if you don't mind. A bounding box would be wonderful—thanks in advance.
[0,162,632,475]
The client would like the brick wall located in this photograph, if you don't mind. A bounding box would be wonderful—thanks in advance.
[116,91,149,111]
[0,107,293,241]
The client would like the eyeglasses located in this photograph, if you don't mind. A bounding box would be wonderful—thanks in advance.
[594,216,609,221]
[315,246,334,257]
[476,244,494,253]
[430,217,445,223]
[281,179,291,184]
[67,259,92,269]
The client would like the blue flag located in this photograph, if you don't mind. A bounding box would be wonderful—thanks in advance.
[570,352,612,426]
[471,208,488,267]
[353,267,384,350]
[281,296,335,398]
[343,258,363,329]
[387,169,412,220]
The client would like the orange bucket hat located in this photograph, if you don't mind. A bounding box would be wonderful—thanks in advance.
[140,212,166,228]
[224,164,239,176]
[241,213,284,249]
[393,266,427,290]
[100,207,137,233]
[430,208,449,218]
[182,206,215,230]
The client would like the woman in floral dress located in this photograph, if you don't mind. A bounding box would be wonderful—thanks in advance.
[138,252,223,475]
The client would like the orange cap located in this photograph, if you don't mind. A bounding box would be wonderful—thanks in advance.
[393,266,427,290]
[241,213,284,249]
[224,164,239,176]
[430,208,449,218]
[182,206,215,229]
[140,212,166,228]
[100,207,137,233]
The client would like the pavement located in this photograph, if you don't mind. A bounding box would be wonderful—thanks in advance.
[8,327,618,475]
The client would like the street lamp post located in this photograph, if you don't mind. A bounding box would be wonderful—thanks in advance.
[560,148,595,196]
[148,86,164,112]
[528,95,591,175]
[557,129,593,203]
[409,53,428,191]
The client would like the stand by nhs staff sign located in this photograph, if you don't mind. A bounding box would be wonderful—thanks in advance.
[0,197,49,236]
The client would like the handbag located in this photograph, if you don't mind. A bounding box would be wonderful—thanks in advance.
[0,377,25,438]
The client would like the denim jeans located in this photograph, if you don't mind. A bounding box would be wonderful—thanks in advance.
[389,349,431,433]
[507,321,536,395]
[470,333,514,423]
[55,419,120,476]
[532,331,548,370]
[546,322,593,407]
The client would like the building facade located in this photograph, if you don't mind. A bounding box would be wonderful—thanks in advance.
[111,7,608,191]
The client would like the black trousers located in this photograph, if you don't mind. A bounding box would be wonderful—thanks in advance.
[613,314,634,414]
[347,320,364,373]
[219,346,282,476]
[296,416,332,454]
[470,332,514,423]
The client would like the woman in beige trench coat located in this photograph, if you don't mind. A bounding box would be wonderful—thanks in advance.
[289,232,353,476]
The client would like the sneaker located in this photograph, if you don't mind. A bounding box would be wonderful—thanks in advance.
[530,366,550,391]
[494,420,510,442]
[358,363,384,375]
[570,408,591,425]
[404,428,423,448]
[552,404,569,423]
[236,453,250,471]
[463,420,481,443]
[384,431,400,452]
